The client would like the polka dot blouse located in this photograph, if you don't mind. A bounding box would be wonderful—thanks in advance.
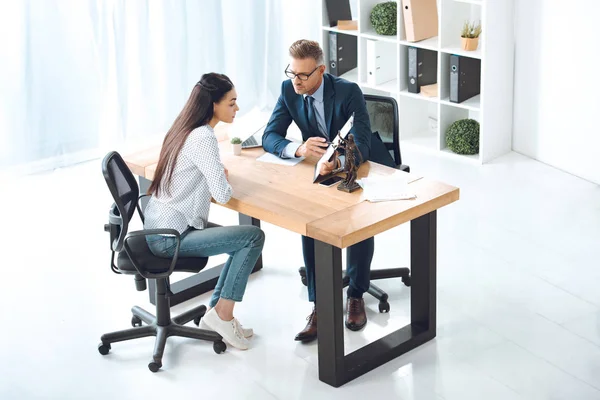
[144,125,232,234]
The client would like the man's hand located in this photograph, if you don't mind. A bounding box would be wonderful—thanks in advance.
[319,158,341,176]
[295,137,329,158]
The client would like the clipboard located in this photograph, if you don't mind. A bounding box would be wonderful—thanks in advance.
[313,114,354,183]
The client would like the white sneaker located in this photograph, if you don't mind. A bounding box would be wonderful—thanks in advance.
[202,308,250,350]
[199,317,254,339]
[233,319,254,339]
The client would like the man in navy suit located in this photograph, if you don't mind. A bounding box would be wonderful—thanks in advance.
[263,40,395,343]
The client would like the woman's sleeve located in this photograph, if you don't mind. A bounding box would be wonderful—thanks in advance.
[189,132,232,204]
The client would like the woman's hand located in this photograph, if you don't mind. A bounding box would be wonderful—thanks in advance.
[224,167,229,182]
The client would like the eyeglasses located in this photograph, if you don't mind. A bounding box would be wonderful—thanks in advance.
[284,64,321,81]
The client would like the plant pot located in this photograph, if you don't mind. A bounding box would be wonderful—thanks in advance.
[461,37,479,51]
[232,143,242,156]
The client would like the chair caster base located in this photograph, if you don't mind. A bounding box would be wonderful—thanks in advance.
[98,343,111,355]
[213,340,227,354]
[148,361,162,372]
[378,302,390,313]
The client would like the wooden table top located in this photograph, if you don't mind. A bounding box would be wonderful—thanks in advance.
[125,127,459,248]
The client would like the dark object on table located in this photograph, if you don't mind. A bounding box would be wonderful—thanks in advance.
[336,133,362,193]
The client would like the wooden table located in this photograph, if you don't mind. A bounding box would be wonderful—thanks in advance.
[124,138,459,387]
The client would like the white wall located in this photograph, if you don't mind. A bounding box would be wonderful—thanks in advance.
[513,0,600,184]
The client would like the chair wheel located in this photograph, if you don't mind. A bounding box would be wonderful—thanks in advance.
[131,316,142,327]
[213,340,227,354]
[379,302,390,313]
[148,361,162,372]
[402,275,411,287]
[98,343,111,355]
[301,276,307,286]
[193,316,202,326]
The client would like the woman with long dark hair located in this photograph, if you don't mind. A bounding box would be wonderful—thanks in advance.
[144,73,265,350]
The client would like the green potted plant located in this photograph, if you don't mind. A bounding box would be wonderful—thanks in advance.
[461,21,482,51]
[230,137,242,156]
[370,2,397,36]
[446,119,479,155]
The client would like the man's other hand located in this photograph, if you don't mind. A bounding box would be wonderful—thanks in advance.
[295,137,329,158]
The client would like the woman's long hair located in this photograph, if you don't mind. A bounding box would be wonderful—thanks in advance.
[148,73,234,196]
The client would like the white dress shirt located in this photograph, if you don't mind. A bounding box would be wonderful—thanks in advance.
[283,78,327,158]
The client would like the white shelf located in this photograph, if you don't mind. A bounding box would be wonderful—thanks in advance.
[339,68,359,84]
[440,148,481,164]
[440,95,481,111]
[399,89,438,104]
[402,132,439,153]
[319,0,514,165]
[441,46,482,59]
[361,79,398,94]
[453,0,483,5]
[322,26,359,36]
[400,36,439,52]
[361,28,398,43]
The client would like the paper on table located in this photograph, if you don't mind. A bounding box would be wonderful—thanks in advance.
[357,173,417,202]
[257,152,305,166]
[313,144,337,182]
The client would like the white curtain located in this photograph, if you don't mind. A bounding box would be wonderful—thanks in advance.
[0,0,320,174]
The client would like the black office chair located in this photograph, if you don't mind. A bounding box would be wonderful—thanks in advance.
[365,94,410,173]
[298,94,411,313]
[98,151,226,373]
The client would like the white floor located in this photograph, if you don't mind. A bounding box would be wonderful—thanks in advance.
[2,147,600,400]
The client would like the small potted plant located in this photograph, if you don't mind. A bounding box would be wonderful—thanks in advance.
[370,1,397,36]
[461,21,482,51]
[446,118,479,155]
[230,137,242,156]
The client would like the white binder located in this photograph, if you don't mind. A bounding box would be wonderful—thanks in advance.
[366,40,396,86]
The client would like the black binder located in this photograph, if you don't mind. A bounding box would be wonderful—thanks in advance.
[328,32,357,77]
[450,55,481,103]
[324,0,352,27]
[408,47,437,94]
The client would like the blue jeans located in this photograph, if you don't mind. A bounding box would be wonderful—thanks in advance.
[146,224,265,308]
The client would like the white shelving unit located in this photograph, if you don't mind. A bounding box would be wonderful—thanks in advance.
[319,0,514,164]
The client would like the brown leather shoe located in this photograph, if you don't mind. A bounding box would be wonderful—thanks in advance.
[345,297,367,331]
[294,306,317,343]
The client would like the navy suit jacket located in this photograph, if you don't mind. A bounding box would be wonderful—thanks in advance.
[262,74,394,167]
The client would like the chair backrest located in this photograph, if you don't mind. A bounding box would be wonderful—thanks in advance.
[102,151,140,253]
[364,94,402,167]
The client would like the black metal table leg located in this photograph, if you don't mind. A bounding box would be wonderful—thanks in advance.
[314,240,345,386]
[313,210,437,387]
[411,210,437,333]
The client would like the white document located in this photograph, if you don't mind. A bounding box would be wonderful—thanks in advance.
[313,114,354,182]
[257,152,305,166]
[357,173,417,202]
[313,145,337,182]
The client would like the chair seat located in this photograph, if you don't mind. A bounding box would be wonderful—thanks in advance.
[117,235,208,275]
